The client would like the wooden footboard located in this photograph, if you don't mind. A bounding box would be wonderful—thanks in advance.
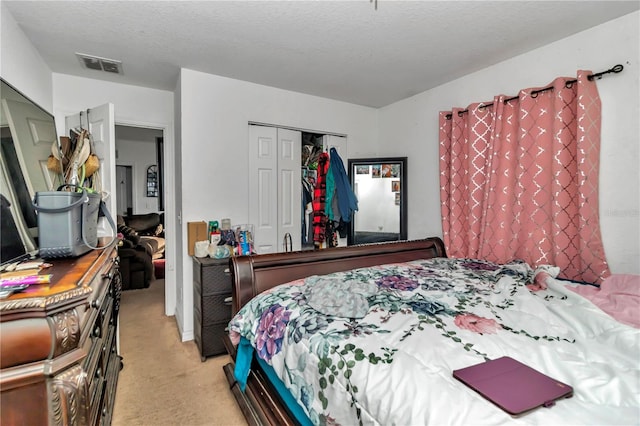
[224,238,446,425]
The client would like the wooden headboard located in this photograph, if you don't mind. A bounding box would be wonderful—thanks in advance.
[229,237,446,315]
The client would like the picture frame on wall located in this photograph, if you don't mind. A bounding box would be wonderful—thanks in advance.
[356,165,370,174]
[395,192,401,205]
[146,165,158,197]
[371,164,381,178]
[392,180,400,192]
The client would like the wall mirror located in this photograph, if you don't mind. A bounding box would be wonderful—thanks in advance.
[348,157,407,245]
[1,78,58,263]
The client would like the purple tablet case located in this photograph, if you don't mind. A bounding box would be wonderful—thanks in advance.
[453,356,573,416]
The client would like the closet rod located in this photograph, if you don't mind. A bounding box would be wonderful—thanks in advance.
[445,64,624,120]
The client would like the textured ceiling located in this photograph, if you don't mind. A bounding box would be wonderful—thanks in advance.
[4,1,639,107]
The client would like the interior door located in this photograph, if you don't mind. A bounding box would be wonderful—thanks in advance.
[249,125,301,254]
[249,125,277,253]
[65,104,116,235]
[277,128,302,252]
[1,97,57,193]
[322,134,347,158]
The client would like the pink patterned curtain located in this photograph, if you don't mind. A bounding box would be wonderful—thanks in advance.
[439,71,610,284]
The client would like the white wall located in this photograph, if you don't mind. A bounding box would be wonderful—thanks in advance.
[178,69,379,339]
[0,2,53,112]
[172,73,184,337]
[115,127,163,214]
[379,11,640,275]
[51,74,178,316]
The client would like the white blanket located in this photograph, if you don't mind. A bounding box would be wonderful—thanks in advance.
[229,258,640,425]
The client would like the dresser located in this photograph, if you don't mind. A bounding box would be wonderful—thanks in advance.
[193,256,233,361]
[0,245,122,425]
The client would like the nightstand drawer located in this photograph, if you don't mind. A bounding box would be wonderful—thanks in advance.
[201,322,228,357]
[193,258,231,294]
[199,293,232,324]
[201,266,231,294]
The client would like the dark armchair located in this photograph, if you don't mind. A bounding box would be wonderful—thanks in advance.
[118,242,153,290]
[122,213,165,259]
[117,213,166,290]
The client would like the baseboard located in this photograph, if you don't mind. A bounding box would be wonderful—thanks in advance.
[181,330,194,342]
[173,308,194,341]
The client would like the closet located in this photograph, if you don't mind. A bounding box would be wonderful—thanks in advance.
[248,124,346,254]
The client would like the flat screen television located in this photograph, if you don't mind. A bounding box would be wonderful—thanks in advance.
[1,78,58,265]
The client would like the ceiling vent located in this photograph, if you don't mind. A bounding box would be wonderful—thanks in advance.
[76,53,123,75]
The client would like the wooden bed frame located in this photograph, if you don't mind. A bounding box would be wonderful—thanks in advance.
[222,238,447,426]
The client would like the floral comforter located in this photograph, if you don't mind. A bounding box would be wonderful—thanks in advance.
[228,258,639,425]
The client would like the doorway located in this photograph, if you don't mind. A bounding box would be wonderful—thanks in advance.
[112,119,175,317]
[115,124,167,286]
[115,125,164,215]
[116,165,133,216]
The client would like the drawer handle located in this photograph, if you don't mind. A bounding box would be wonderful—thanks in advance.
[223,297,232,305]
[224,268,230,274]
[103,271,113,280]
[91,299,101,309]
[95,367,102,379]
[93,326,101,338]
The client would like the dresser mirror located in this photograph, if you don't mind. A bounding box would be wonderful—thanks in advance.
[1,78,58,263]
[347,157,407,245]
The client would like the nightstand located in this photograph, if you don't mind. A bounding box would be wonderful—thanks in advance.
[192,256,233,361]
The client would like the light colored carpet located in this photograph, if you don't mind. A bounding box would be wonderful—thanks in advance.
[112,279,248,426]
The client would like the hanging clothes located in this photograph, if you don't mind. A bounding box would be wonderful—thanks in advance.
[325,157,342,223]
[312,152,329,246]
[325,220,338,248]
[301,174,314,245]
[329,148,358,222]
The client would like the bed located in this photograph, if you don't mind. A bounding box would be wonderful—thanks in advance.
[221,238,639,425]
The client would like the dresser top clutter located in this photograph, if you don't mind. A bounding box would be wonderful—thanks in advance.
[1,249,105,314]
[0,245,122,426]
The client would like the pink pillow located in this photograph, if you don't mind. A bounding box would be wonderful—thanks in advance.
[570,274,640,328]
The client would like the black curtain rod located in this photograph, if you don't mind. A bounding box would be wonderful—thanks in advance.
[445,64,624,120]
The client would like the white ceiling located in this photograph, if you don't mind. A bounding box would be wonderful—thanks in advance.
[4,1,639,108]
